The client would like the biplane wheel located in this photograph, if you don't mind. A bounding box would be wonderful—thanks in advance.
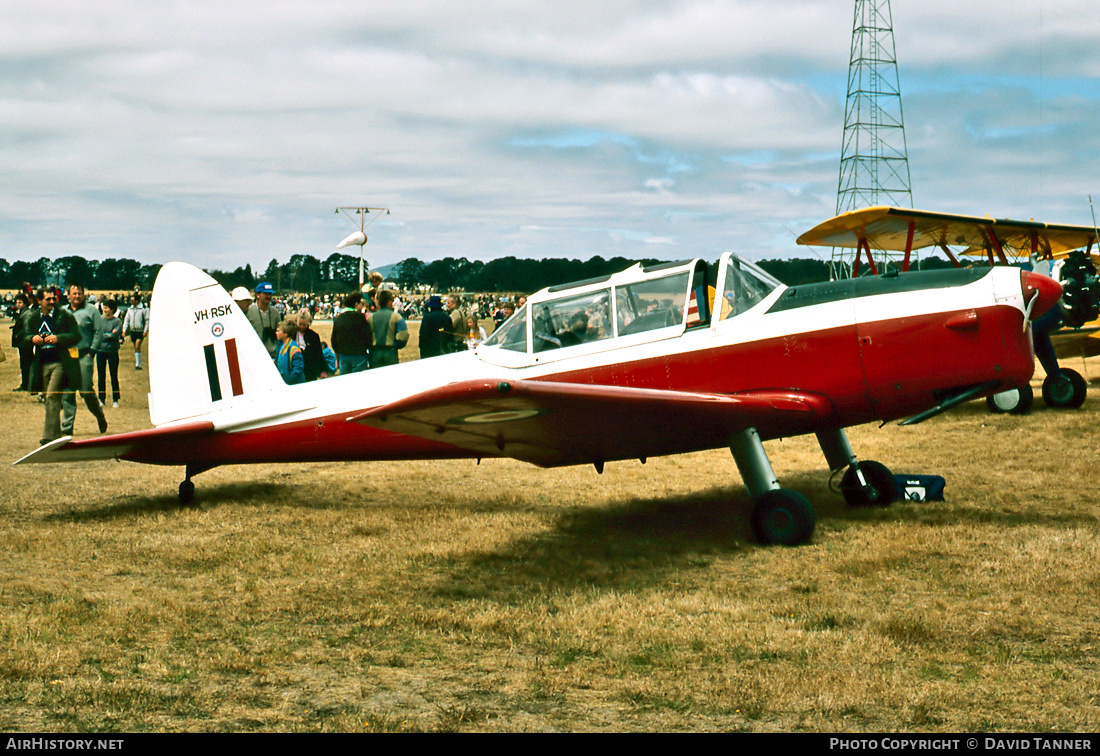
[1042,369,1087,409]
[839,461,898,508]
[178,480,196,505]
[751,490,815,546]
[986,385,1033,415]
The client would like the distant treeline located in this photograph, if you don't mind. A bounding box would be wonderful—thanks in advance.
[208,254,676,294]
[0,252,959,294]
[0,256,164,292]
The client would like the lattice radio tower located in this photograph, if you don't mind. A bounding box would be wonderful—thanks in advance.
[834,0,914,275]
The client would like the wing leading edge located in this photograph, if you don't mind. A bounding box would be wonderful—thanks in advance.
[351,379,834,468]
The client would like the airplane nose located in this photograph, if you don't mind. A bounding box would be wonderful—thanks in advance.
[1021,270,1063,320]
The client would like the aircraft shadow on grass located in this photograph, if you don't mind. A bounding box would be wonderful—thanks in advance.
[430,472,840,596]
[41,470,1092,597]
[429,473,1096,598]
[44,480,296,523]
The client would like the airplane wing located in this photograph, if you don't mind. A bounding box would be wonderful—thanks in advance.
[350,379,834,468]
[797,206,1098,259]
[1053,327,1100,360]
[14,421,215,465]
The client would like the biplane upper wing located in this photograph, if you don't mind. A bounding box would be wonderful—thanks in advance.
[351,379,834,468]
[797,206,1098,259]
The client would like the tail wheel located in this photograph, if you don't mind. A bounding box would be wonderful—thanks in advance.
[839,460,898,508]
[1042,368,1087,409]
[751,489,815,546]
[986,385,1034,415]
[178,480,196,505]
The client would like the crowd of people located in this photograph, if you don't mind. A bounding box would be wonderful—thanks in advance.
[243,276,514,384]
[8,283,150,445]
[205,282,525,329]
[6,273,526,444]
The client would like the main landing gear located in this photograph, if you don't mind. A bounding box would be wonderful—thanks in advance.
[817,428,898,508]
[838,460,899,507]
[729,428,815,546]
[750,489,816,546]
[729,427,899,546]
[1029,310,1089,411]
[1042,368,1088,409]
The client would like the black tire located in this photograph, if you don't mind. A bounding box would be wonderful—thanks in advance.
[839,460,898,507]
[751,489,815,546]
[179,480,196,505]
[986,385,1034,415]
[1042,368,1088,409]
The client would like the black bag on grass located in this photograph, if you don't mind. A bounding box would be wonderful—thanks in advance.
[894,474,945,502]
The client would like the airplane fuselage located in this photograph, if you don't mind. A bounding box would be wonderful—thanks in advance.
[119,264,1039,469]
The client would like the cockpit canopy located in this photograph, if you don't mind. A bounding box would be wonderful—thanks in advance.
[481,253,782,360]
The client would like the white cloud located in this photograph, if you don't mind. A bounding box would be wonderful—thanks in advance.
[0,1,1097,273]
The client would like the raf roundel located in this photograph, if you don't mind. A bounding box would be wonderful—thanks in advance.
[448,409,550,425]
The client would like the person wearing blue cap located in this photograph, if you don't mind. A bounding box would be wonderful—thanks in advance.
[418,295,452,359]
[247,282,280,358]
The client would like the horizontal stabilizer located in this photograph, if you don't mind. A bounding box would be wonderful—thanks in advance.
[352,379,833,468]
[14,421,215,466]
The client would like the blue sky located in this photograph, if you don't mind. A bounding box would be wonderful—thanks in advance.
[2,1,1098,271]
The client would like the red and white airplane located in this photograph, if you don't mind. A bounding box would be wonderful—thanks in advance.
[16,248,1062,545]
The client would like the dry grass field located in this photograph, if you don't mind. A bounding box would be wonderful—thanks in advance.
[1,316,1099,732]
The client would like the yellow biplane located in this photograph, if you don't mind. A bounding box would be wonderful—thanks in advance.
[798,206,1100,412]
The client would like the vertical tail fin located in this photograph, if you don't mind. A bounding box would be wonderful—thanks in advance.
[148,262,284,426]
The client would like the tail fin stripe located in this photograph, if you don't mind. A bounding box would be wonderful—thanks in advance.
[225,338,244,397]
[203,344,223,402]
